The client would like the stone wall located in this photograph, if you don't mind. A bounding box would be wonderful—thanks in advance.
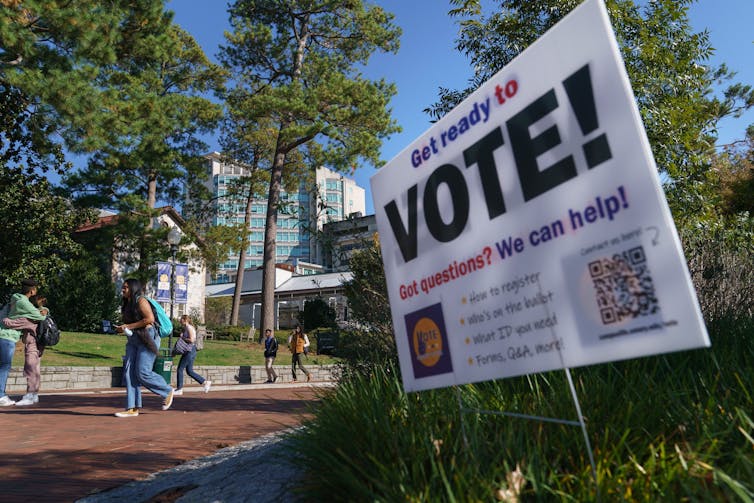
[6,364,340,393]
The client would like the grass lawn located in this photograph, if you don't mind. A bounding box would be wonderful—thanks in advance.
[12,332,339,367]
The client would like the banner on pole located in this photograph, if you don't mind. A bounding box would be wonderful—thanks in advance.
[370,0,709,392]
[156,262,171,302]
[174,263,188,305]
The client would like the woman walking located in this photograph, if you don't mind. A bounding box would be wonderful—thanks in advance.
[114,278,174,417]
[173,315,211,395]
[287,324,311,382]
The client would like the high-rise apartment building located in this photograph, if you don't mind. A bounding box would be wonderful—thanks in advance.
[202,152,365,284]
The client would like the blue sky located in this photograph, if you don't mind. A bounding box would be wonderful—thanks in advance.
[169,0,753,215]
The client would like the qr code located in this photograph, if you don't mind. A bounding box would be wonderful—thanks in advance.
[588,246,659,325]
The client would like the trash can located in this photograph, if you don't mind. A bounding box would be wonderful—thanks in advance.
[153,348,173,385]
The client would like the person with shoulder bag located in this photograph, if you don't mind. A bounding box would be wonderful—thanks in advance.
[173,315,211,395]
[263,328,278,383]
[287,324,311,382]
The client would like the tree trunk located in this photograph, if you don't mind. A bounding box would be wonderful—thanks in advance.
[230,189,255,326]
[147,171,157,209]
[139,172,159,279]
[261,147,285,337]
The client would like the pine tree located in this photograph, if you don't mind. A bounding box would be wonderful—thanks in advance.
[219,0,401,333]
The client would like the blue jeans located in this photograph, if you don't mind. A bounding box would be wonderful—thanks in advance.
[123,327,172,409]
[0,338,16,397]
[176,345,205,389]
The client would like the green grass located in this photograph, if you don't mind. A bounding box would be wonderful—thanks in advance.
[14,332,338,367]
[290,316,754,501]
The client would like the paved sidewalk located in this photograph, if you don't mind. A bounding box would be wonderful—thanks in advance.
[0,383,329,502]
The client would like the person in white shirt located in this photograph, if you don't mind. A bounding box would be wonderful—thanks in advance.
[173,315,211,395]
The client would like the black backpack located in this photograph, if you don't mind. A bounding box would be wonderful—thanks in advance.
[36,316,61,347]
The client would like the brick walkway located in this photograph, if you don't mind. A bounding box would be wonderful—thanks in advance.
[0,383,326,502]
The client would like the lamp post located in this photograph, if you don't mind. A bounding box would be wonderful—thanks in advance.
[167,226,181,350]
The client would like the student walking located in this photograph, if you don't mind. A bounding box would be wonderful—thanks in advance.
[287,325,311,382]
[173,315,210,395]
[114,278,174,418]
[263,328,278,383]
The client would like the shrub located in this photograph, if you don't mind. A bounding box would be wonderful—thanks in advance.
[300,296,336,331]
[205,296,232,325]
[339,237,398,378]
[47,255,120,332]
[207,324,253,341]
[681,214,754,320]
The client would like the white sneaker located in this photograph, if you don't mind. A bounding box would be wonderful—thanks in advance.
[115,408,139,418]
[15,393,38,406]
[203,380,212,393]
[0,395,15,406]
[173,389,183,396]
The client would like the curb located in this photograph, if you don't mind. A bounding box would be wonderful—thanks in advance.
[37,381,336,396]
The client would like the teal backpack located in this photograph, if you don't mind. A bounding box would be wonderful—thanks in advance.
[145,298,173,338]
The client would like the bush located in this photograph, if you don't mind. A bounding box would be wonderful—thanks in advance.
[300,296,336,331]
[681,215,754,320]
[205,296,232,325]
[47,255,120,332]
[333,327,397,381]
[207,324,253,341]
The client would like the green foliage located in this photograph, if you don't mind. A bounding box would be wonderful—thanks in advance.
[334,328,398,380]
[205,296,233,326]
[710,127,754,215]
[208,324,253,342]
[62,20,225,212]
[434,0,754,222]
[300,296,336,331]
[0,169,94,304]
[681,214,754,321]
[1,1,173,174]
[339,236,397,376]
[46,254,120,333]
[342,237,392,332]
[1,1,225,288]
[291,316,754,500]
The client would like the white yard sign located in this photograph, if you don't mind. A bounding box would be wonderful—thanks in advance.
[371,0,709,392]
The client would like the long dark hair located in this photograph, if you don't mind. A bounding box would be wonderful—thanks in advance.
[121,278,144,323]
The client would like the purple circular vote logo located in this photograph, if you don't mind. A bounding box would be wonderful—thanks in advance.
[404,303,453,378]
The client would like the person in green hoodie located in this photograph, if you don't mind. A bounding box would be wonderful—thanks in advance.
[0,279,45,406]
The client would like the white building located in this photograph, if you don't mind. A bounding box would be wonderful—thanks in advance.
[75,207,207,322]
[206,266,353,330]
[201,153,365,283]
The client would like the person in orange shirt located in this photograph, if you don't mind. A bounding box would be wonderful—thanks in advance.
[287,325,311,382]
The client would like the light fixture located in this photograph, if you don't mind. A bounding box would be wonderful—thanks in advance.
[167,226,181,247]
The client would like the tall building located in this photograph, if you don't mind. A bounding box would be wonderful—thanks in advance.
[202,152,365,284]
[320,214,378,272]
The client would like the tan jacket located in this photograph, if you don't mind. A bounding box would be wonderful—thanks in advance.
[288,332,310,354]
